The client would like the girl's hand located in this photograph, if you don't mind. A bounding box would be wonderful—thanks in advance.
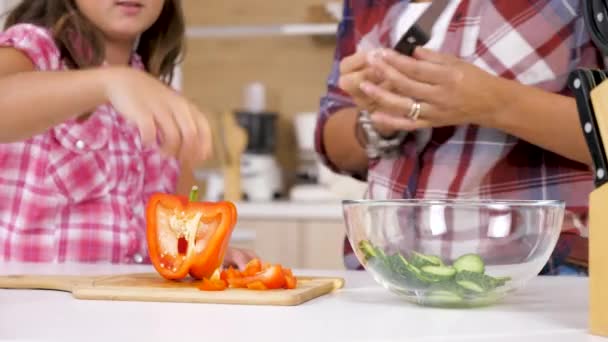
[100,67,212,164]
[223,247,259,270]
[359,47,504,131]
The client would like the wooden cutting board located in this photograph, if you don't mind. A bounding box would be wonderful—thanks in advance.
[0,273,344,306]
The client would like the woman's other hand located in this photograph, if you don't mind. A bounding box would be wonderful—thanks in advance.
[338,51,401,137]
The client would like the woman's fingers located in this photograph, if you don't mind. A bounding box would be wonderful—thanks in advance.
[381,49,448,85]
[339,51,368,74]
[359,81,417,116]
[413,47,452,65]
[368,53,435,101]
[371,111,432,131]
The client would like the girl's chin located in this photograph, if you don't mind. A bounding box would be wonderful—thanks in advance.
[104,29,144,44]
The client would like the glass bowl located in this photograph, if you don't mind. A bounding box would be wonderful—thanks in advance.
[342,199,565,308]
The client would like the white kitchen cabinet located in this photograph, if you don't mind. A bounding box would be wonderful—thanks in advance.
[229,201,347,270]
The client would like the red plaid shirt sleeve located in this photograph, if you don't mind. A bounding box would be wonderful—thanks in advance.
[315,1,359,179]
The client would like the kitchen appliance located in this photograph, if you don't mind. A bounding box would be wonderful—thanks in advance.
[235,82,283,201]
[0,273,344,306]
[289,112,368,201]
[289,112,338,201]
[293,112,321,184]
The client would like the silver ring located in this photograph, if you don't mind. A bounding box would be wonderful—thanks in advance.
[407,101,421,120]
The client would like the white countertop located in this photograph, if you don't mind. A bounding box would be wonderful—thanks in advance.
[0,262,606,342]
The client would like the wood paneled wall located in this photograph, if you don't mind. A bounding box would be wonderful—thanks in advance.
[183,0,334,26]
[181,1,338,186]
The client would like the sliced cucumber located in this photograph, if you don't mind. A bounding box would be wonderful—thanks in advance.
[357,242,512,303]
[358,240,378,260]
[421,265,457,281]
[389,253,410,268]
[455,270,503,293]
[387,254,411,278]
[493,276,512,287]
[455,279,485,293]
[426,290,463,305]
[387,254,430,288]
[411,251,443,268]
[375,246,387,260]
[453,253,485,274]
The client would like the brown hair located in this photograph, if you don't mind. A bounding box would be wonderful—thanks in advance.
[3,0,185,84]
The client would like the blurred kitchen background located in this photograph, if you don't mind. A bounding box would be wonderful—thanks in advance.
[0,0,368,270]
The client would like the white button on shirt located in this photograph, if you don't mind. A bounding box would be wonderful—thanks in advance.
[75,139,85,150]
[133,253,144,264]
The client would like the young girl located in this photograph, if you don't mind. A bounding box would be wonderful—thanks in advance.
[0,0,256,267]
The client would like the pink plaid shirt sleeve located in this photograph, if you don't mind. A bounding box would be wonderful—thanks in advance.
[0,23,179,263]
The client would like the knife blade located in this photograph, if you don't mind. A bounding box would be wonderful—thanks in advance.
[394,0,450,56]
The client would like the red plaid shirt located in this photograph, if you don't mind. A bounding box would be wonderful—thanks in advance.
[315,0,600,271]
[0,24,179,263]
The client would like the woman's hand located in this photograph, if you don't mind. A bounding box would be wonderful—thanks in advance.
[338,51,401,137]
[222,247,259,270]
[100,67,213,165]
[359,47,505,131]
[338,51,383,108]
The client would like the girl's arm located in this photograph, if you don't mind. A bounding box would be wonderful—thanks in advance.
[0,47,212,166]
[0,48,107,142]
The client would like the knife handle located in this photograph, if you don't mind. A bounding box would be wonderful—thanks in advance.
[394,25,430,56]
[569,69,608,187]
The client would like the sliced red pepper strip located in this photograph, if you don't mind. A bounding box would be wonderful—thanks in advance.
[282,267,297,289]
[243,259,262,277]
[246,280,267,290]
[146,186,237,280]
[199,278,228,291]
[220,266,241,282]
[226,264,286,289]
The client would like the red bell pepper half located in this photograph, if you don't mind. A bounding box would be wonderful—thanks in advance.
[146,186,237,280]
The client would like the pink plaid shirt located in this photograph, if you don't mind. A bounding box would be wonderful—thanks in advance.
[316,0,601,271]
[0,24,179,263]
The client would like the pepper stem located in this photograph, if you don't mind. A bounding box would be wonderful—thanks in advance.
[189,185,199,202]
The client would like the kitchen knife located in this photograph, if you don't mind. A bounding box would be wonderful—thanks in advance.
[569,69,608,187]
[394,0,450,55]
[585,0,608,56]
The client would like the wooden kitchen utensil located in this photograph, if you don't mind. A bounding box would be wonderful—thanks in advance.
[588,79,608,337]
[218,111,247,202]
[570,69,608,337]
[0,273,344,306]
